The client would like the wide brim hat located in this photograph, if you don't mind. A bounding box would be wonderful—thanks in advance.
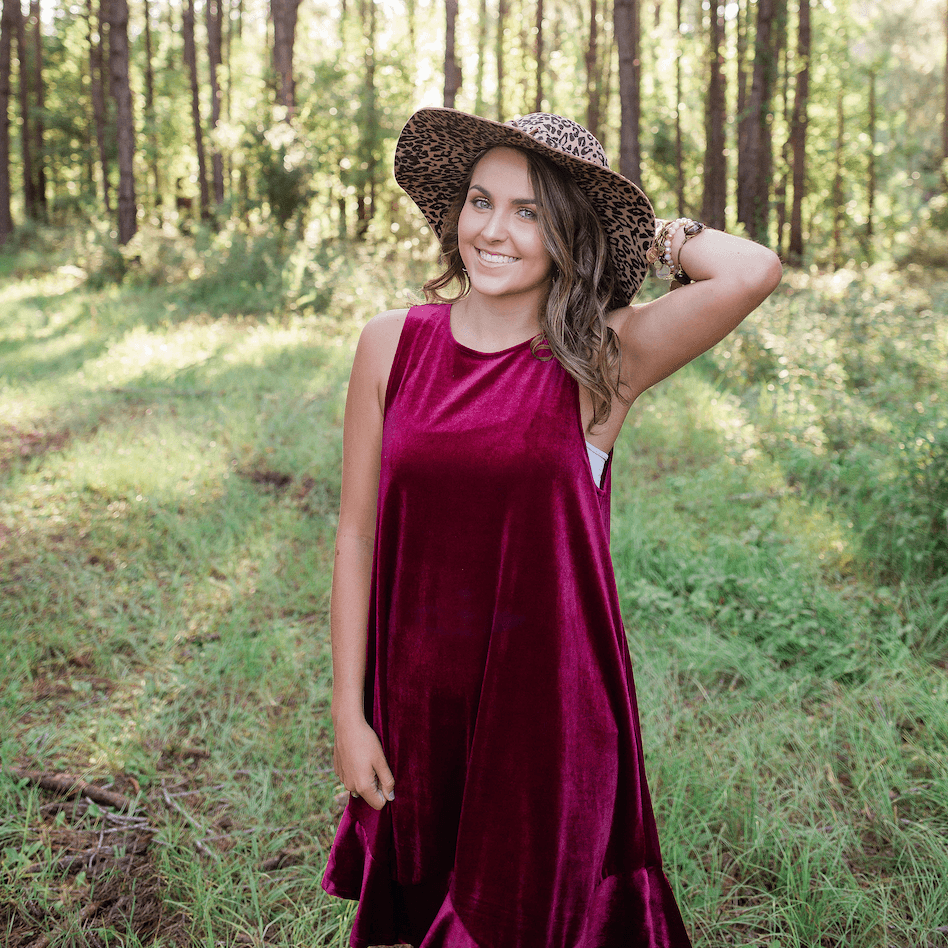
[394,107,655,306]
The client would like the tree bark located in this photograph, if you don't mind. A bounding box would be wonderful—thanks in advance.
[534,0,544,111]
[585,0,601,138]
[444,0,461,107]
[271,0,300,120]
[866,66,875,258]
[787,0,809,266]
[207,0,225,204]
[183,0,210,220]
[615,0,641,182]
[832,87,844,269]
[702,0,726,229]
[88,0,111,214]
[944,0,948,182]
[736,0,782,242]
[357,0,378,238]
[475,0,487,114]
[29,0,44,216]
[108,0,136,244]
[674,0,683,214]
[0,0,14,242]
[143,0,160,205]
[17,1,35,218]
[497,0,508,120]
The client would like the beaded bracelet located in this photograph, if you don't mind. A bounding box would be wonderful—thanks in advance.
[647,217,708,285]
[648,217,690,281]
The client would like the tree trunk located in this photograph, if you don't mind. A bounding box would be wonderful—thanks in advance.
[143,0,160,206]
[615,0,641,182]
[585,0,601,138]
[702,0,726,229]
[787,0,809,266]
[207,0,224,204]
[944,0,948,183]
[29,0,44,216]
[0,0,14,242]
[183,0,210,220]
[271,0,300,119]
[534,0,544,111]
[475,0,487,114]
[866,66,875,257]
[673,0,683,214]
[444,0,461,107]
[17,2,35,218]
[736,0,782,242]
[832,87,844,269]
[774,37,791,255]
[88,0,111,214]
[497,0,508,120]
[357,0,378,239]
[108,0,136,244]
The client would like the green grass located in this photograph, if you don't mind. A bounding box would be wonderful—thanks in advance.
[1,227,946,946]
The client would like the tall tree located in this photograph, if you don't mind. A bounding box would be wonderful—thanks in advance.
[207,0,225,204]
[866,66,876,257]
[183,0,210,219]
[787,0,810,266]
[0,0,14,242]
[943,0,947,185]
[16,2,35,218]
[444,0,461,107]
[475,0,487,113]
[29,0,44,216]
[673,0,684,214]
[832,86,844,268]
[143,0,159,205]
[702,0,726,229]
[585,0,602,138]
[88,0,111,214]
[534,0,544,111]
[271,0,300,119]
[615,0,641,182]
[737,0,783,242]
[356,0,378,238]
[108,0,136,243]
[496,0,508,119]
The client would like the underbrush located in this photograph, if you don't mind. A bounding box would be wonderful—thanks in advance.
[0,230,946,945]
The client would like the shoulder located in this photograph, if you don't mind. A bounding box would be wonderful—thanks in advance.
[351,309,411,413]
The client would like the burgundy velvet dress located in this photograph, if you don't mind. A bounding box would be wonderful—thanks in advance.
[322,303,691,948]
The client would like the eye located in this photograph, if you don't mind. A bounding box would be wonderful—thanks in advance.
[470,196,491,210]
[517,206,538,221]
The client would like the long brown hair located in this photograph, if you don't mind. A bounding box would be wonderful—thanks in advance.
[422,147,627,430]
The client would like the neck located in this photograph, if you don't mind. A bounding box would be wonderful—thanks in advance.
[451,291,544,353]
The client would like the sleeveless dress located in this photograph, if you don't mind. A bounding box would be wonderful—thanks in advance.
[322,303,692,948]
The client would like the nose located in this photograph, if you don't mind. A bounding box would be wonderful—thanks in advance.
[481,208,507,242]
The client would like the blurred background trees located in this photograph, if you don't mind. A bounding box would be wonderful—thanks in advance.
[0,0,943,266]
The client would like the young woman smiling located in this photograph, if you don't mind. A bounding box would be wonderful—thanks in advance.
[321,108,782,948]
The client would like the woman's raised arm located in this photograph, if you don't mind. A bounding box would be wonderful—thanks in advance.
[612,225,783,403]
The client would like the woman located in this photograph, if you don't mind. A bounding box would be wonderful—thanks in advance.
[322,108,782,948]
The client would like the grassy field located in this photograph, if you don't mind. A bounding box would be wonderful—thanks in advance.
[1,225,946,947]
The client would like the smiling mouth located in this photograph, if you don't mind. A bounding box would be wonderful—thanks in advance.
[478,249,519,264]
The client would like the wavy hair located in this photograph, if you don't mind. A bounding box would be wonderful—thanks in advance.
[422,148,628,431]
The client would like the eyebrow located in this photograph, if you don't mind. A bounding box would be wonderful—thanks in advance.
[468,183,537,205]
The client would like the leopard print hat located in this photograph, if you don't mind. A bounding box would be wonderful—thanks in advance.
[394,107,655,305]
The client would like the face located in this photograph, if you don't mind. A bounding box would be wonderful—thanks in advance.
[456,147,554,311]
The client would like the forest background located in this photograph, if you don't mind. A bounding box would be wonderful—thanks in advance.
[1,0,948,945]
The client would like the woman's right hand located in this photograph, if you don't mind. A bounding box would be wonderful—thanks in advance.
[332,713,395,810]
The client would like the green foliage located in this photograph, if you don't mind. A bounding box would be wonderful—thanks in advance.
[1,237,947,944]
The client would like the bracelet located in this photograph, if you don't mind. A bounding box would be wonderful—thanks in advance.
[671,221,707,286]
[647,217,690,281]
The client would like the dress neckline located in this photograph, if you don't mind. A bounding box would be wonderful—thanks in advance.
[446,304,537,359]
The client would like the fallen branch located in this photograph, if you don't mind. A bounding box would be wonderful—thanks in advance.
[8,769,136,812]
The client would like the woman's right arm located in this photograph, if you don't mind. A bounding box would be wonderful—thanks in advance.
[330,309,408,811]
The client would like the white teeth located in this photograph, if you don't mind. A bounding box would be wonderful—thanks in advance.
[478,250,518,264]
